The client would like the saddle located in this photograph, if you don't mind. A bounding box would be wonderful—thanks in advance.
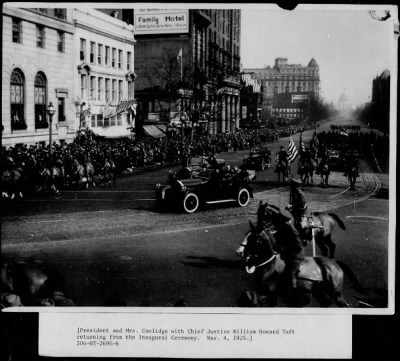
[296,257,323,282]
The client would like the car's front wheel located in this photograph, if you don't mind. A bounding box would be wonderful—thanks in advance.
[237,188,250,207]
[183,192,199,213]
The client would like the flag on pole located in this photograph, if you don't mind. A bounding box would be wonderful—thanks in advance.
[177,48,183,80]
[299,133,306,154]
[287,136,298,164]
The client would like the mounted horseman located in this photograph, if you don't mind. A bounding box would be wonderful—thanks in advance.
[275,146,289,184]
[287,178,310,241]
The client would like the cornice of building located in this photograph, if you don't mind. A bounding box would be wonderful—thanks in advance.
[3,6,74,34]
[74,22,135,45]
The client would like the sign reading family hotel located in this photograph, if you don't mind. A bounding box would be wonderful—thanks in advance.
[134,9,189,35]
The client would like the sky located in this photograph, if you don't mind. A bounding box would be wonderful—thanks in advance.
[240,6,396,106]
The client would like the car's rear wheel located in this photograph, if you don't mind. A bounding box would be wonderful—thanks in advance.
[237,188,250,207]
[183,192,199,213]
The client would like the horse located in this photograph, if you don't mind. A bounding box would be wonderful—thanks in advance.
[298,158,315,185]
[317,161,330,187]
[237,201,345,259]
[240,224,350,307]
[275,156,289,184]
[347,166,359,190]
[1,261,75,308]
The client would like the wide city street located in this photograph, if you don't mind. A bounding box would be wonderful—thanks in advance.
[1,118,389,308]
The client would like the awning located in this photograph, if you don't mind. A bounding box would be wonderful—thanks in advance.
[143,125,165,138]
[91,126,132,139]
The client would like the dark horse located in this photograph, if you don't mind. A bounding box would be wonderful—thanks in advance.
[275,156,289,184]
[240,223,350,307]
[1,262,75,308]
[237,201,346,259]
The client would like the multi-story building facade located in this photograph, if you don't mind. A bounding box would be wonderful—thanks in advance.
[240,73,262,128]
[73,8,136,138]
[133,9,241,135]
[243,57,320,122]
[2,6,75,147]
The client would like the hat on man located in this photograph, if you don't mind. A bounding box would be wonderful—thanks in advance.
[279,208,293,221]
[290,178,302,187]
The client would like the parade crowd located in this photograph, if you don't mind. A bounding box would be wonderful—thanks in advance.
[1,123,389,199]
[1,125,306,199]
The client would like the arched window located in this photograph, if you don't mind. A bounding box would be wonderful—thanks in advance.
[34,72,47,128]
[10,68,26,130]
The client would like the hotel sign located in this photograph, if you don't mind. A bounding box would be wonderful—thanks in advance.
[135,9,189,35]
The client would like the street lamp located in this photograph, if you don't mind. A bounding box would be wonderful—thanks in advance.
[46,102,56,155]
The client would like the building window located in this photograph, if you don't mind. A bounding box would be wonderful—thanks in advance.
[98,77,103,100]
[105,78,110,102]
[112,79,117,101]
[90,76,96,100]
[36,25,45,48]
[34,72,47,129]
[12,18,22,43]
[98,44,103,65]
[118,50,122,69]
[105,46,110,66]
[80,74,87,99]
[112,48,116,68]
[97,114,104,127]
[58,97,65,122]
[10,68,26,130]
[90,42,95,64]
[57,31,65,52]
[127,51,131,71]
[54,9,66,20]
[91,114,96,128]
[80,38,86,61]
[118,80,123,101]
[128,80,134,99]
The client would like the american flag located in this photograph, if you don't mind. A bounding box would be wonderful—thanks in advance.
[299,133,306,154]
[287,136,298,164]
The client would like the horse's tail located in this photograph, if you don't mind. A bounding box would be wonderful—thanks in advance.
[328,213,346,230]
[336,260,365,293]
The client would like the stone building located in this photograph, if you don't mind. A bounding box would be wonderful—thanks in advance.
[133,9,241,136]
[243,57,320,122]
[2,6,75,147]
[240,73,262,128]
[73,8,136,138]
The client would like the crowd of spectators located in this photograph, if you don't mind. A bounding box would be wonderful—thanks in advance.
[0,124,311,200]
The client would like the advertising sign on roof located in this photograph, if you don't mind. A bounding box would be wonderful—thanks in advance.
[291,94,309,103]
[135,9,189,35]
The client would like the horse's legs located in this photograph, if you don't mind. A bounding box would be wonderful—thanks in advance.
[324,235,336,258]
[316,235,329,257]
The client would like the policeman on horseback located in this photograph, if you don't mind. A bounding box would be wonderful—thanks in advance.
[275,146,289,184]
[287,178,310,242]
[275,208,305,290]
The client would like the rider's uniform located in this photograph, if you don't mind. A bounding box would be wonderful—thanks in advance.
[277,210,305,289]
[288,179,310,240]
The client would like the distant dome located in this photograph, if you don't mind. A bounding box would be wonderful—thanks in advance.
[308,58,318,67]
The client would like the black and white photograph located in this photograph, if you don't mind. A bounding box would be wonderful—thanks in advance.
[1,2,397,359]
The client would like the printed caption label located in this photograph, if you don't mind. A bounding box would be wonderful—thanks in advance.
[39,312,351,358]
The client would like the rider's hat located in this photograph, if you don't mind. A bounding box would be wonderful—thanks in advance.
[290,178,302,187]
[279,209,293,221]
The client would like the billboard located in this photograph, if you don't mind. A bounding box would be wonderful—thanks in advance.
[135,9,189,35]
[291,94,309,103]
